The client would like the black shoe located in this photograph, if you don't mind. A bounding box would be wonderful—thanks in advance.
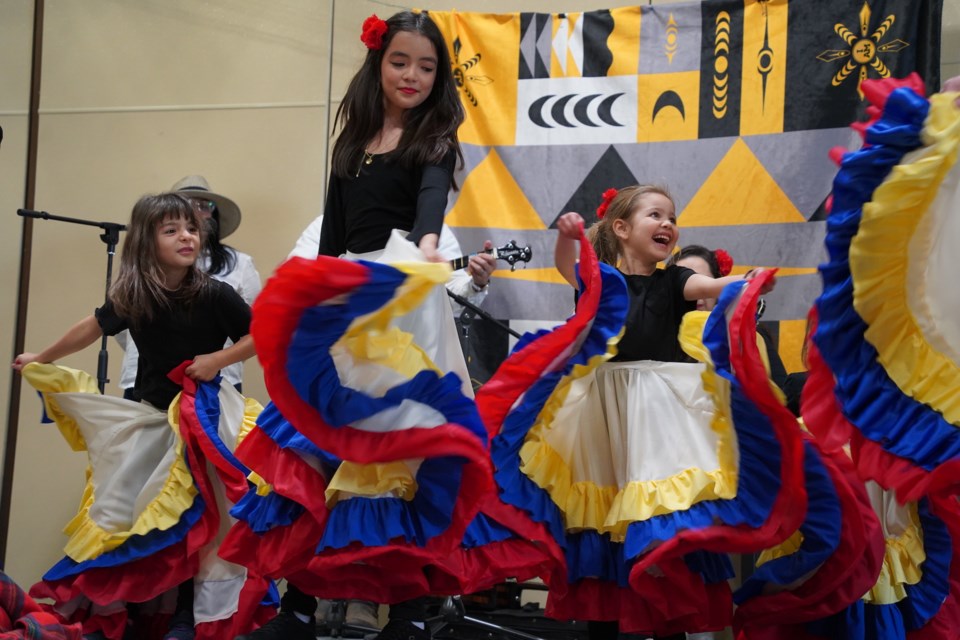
[234,611,316,640]
[372,619,431,640]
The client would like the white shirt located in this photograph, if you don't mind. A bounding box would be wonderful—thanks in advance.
[288,215,490,308]
[116,248,262,390]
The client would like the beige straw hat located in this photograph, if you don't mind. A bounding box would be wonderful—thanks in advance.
[170,175,241,239]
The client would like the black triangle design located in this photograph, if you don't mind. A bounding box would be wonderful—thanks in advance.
[550,146,638,228]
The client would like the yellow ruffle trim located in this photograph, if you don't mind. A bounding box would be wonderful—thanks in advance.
[325,460,418,507]
[851,93,960,425]
[20,364,197,562]
[863,503,926,604]
[519,312,736,541]
[236,396,264,449]
[756,529,804,567]
[21,362,100,451]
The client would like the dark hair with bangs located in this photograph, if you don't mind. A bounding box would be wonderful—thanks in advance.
[109,192,209,327]
[330,10,464,185]
[666,245,722,278]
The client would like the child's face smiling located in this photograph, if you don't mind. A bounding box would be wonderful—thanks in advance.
[380,31,437,118]
[615,193,678,265]
[156,215,200,279]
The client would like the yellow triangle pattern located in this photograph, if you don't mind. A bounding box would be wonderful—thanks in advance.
[446,149,547,230]
[680,139,806,227]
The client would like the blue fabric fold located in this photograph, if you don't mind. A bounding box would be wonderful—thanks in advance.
[735,440,842,603]
[815,88,960,471]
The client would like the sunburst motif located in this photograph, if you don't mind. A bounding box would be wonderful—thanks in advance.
[816,1,909,98]
[452,37,493,108]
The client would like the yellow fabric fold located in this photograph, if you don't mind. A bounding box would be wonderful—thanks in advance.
[756,529,804,567]
[247,471,273,497]
[22,364,198,562]
[21,363,100,451]
[337,263,444,401]
[851,93,960,425]
[325,460,418,507]
[347,262,451,338]
[863,503,926,605]
[236,396,264,449]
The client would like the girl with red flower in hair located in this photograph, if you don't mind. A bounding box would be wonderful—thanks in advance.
[233,10,515,640]
[666,245,732,311]
[538,186,777,639]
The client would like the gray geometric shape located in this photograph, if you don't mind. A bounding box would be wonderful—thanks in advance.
[536,16,553,75]
[678,221,827,269]
[496,144,613,227]
[743,128,861,219]
[484,277,575,321]
[639,4,702,74]
[520,17,538,78]
[613,137,737,214]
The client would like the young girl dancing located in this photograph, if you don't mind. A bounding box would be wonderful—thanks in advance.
[507,185,775,639]
[229,10,514,640]
[14,192,258,640]
[116,175,261,399]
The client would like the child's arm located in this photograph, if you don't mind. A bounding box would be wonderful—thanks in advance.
[184,334,256,382]
[683,268,776,301]
[418,232,443,263]
[555,212,585,289]
[12,315,103,370]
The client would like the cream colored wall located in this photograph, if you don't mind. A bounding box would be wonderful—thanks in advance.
[0,0,958,590]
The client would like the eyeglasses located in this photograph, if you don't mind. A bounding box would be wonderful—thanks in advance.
[190,198,216,213]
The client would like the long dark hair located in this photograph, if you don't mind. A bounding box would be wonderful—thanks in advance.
[203,211,237,276]
[110,193,209,327]
[330,11,464,182]
[666,244,721,278]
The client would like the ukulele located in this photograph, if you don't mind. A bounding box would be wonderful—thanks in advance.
[449,239,533,272]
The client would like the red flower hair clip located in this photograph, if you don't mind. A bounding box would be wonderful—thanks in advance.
[596,188,618,220]
[361,14,389,50]
[714,248,734,276]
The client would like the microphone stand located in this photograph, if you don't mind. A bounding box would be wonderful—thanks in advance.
[447,289,521,340]
[18,209,126,394]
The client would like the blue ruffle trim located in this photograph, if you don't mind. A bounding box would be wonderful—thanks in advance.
[230,489,305,535]
[815,88,960,471]
[735,440,842,603]
[193,377,250,475]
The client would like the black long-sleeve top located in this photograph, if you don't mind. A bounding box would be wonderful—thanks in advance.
[318,149,455,257]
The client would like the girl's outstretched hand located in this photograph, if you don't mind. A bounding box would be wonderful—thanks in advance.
[745,267,777,294]
[556,212,585,239]
[11,353,39,371]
